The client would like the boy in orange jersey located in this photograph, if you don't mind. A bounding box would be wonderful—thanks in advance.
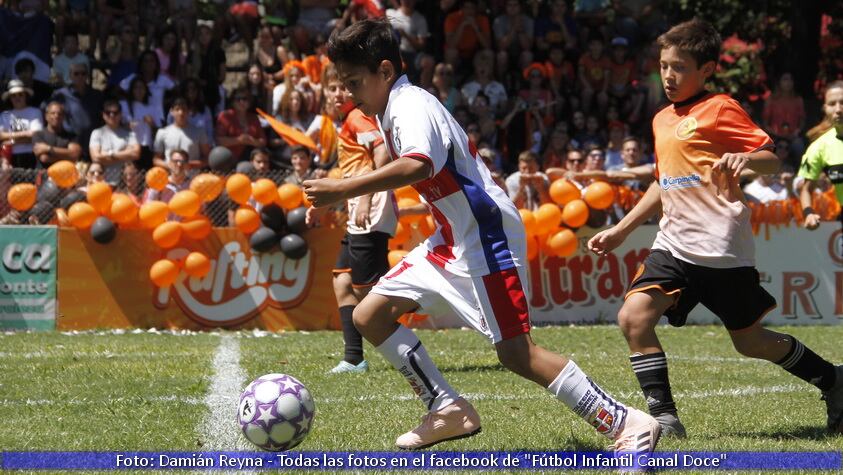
[589,18,843,438]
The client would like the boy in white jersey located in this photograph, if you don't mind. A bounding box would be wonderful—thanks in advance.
[589,19,843,437]
[304,18,660,457]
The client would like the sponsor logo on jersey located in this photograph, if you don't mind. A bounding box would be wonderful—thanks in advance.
[675,117,698,140]
[660,174,702,191]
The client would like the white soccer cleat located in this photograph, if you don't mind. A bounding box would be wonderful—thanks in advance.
[611,408,661,472]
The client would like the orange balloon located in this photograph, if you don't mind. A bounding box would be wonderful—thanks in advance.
[534,203,562,235]
[181,216,212,240]
[145,167,169,191]
[225,173,252,205]
[190,173,224,202]
[47,160,79,188]
[519,209,537,236]
[7,183,37,211]
[86,182,112,214]
[583,181,615,210]
[388,249,409,268]
[394,185,420,202]
[526,234,539,260]
[301,189,312,208]
[183,252,211,278]
[149,259,180,287]
[68,202,98,229]
[234,207,261,234]
[138,201,169,229]
[168,190,201,218]
[549,179,581,206]
[417,214,435,237]
[252,178,279,205]
[548,228,578,257]
[109,193,138,224]
[152,221,183,249]
[562,199,589,228]
[277,183,303,210]
[398,198,424,224]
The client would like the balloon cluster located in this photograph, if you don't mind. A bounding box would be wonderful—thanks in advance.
[227,173,310,259]
[521,179,616,260]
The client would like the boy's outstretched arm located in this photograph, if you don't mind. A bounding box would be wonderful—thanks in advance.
[304,156,432,208]
[588,181,662,256]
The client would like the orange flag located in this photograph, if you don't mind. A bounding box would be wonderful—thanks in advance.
[256,108,318,151]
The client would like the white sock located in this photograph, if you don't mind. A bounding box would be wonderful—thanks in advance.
[547,360,628,438]
[376,325,459,411]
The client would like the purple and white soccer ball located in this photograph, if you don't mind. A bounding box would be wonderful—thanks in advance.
[237,373,315,451]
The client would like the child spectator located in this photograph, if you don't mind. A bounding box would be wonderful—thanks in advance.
[578,35,610,114]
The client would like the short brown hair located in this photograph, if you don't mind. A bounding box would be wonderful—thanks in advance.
[657,18,721,68]
[327,18,403,76]
[518,150,538,163]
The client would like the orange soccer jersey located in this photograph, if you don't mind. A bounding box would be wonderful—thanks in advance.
[652,93,773,268]
[337,108,396,236]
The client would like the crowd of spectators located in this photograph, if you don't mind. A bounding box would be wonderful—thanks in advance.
[0,0,838,227]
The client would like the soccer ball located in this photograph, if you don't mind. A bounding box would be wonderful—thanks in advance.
[237,373,315,451]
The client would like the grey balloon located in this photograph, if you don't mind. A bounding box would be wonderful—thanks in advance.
[91,216,117,244]
[280,233,308,259]
[249,226,278,253]
[286,206,308,234]
[208,146,235,171]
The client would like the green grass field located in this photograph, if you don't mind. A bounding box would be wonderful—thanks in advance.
[1,325,841,474]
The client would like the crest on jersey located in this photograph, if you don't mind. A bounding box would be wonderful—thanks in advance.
[675,117,697,140]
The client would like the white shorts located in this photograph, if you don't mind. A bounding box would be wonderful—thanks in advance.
[371,247,531,343]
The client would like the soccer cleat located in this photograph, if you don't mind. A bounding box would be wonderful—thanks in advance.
[328,360,369,374]
[654,412,687,438]
[395,398,482,450]
[822,365,843,433]
[610,408,661,471]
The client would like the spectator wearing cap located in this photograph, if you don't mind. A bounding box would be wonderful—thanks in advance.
[506,150,550,210]
[89,100,141,181]
[444,0,492,68]
[153,97,211,168]
[578,35,610,115]
[0,79,43,168]
[461,49,507,115]
[32,101,82,167]
[48,62,104,158]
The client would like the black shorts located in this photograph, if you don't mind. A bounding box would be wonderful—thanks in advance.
[626,249,777,331]
[332,231,390,288]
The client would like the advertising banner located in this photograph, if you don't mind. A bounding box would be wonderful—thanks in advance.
[56,223,843,331]
[57,227,344,331]
[0,225,56,330]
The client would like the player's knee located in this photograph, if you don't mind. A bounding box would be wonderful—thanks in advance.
[351,305,371,331]
[495,337,533,376]
[731,335,764,358]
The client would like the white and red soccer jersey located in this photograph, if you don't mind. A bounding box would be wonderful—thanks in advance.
[377,75,527,277]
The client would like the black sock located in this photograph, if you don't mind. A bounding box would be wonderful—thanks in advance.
[339,305,363,365]
[775,338,836,391]
[630,352,677,416]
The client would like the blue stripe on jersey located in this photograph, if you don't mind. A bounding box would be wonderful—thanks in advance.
[444,146,514,273]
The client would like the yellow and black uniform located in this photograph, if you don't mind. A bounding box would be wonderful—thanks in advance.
[332,108,398,287]
[627,92,776,330]
[798,127,843,203]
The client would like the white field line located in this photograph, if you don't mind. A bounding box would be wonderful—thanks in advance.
[197,334,250,450]
[0,383,805,407]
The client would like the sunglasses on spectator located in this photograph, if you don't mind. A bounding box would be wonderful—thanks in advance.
[88,169,104,175]
[104,109,121,116]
